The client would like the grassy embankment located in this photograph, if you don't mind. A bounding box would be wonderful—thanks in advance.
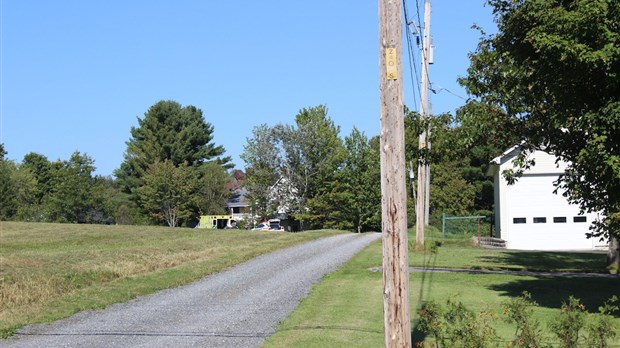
[0,221,344,337]
[264,228,620,347]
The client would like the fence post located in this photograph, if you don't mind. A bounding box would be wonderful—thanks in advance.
[442,212,445,238]
[477,217,481,245]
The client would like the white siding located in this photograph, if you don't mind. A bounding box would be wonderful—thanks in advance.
[498,149,567,175]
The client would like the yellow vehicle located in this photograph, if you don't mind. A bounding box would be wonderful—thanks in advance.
[196,215,237,229]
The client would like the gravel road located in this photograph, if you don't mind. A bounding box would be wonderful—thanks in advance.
[3,232,381,348]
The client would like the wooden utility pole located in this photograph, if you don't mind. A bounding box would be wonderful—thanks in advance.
[379,0,411,347]
[416,0,431,246]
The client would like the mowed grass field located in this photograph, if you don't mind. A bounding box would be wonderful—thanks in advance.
[0,221,343,337]
[264,230,620,347]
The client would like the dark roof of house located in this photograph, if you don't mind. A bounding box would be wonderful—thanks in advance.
[227,188,249,208]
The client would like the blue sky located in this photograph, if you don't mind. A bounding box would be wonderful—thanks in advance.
[1,1,496,176]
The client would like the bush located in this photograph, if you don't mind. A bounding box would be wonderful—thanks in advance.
[549,296,586,348]
[547,295,619,347]
[502,292,543,347]
[417,294,618,347]
[585,296,618,348]
[417,298,497,347]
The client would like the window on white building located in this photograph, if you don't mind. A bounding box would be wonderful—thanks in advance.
[573,216,587,223]
[533,217,547,223]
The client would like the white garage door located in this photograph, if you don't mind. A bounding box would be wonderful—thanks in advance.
[504,174,599,250]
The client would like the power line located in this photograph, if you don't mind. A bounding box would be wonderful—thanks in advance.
[403,0,421,112]
[430,84,468,101]
[407,1,469,110]
[404,0,437,116]
[415,0,423,47]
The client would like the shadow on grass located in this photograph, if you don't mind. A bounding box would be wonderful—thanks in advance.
[411,247,438,347]
[488,276,620,317]
[411,326,428,346]
[478,250,608,273]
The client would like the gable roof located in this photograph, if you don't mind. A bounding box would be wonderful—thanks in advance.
[227,188,249,208]
[487,145,568,177]
[490,145,521,166]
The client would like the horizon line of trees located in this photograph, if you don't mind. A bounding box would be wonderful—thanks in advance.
[0,100,232,227]
[0,100,558,237]
[0,100,514,233]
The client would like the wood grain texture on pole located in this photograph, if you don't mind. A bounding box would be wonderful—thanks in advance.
[379,0,411,347]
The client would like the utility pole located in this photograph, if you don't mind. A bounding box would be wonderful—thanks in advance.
[379,0,411,346]
[425,102,431,225]
[409,161,416,200]
[416,0,431,246]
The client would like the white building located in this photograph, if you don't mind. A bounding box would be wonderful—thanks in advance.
[488,147,607,251]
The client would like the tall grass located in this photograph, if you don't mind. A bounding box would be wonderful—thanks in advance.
[0,221,343,337]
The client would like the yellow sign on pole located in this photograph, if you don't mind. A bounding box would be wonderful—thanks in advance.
[386,47,397,80]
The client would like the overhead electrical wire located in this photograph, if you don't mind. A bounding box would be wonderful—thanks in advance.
[414,0,423,42]
[408,0,468,110]
[430,85,468,101]
[403,0,422,113]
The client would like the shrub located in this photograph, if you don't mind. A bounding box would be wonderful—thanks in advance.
[548,295,618,348]
[418,294,618,347]
[549,296,586,348]
[417,298,497,347]
[502,292,543,347]
[585,296,618,348]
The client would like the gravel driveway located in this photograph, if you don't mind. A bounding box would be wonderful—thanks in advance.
[3,232,381,348]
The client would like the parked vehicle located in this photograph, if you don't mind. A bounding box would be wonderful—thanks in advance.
[196,215,237,229]
[268,219,284,231]
[250,223,271,231]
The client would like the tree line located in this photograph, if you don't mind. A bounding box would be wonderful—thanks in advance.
[0,101,231,227]
[0,100,514,232]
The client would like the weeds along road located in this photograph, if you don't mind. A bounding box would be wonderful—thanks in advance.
[4,232,381,348]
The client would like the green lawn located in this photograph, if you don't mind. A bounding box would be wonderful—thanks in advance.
[264,230,620,347]
[411,244,608,274]
[0,221,344,337]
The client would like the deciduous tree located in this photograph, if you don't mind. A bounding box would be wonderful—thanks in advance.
[339,128,381,232]
[137,160,194,227]
[44,152,96,223]
[11,163,39,221]
[194,161,230,216]
[21,152,54,209]
[455,101,520,218]
[275,106,345,229]
[404,110,479,225]
[0,144,17,219]
[240,124,281,220]
[460,0,620,270]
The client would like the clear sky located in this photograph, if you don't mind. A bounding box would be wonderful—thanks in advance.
[1,1,497,176]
